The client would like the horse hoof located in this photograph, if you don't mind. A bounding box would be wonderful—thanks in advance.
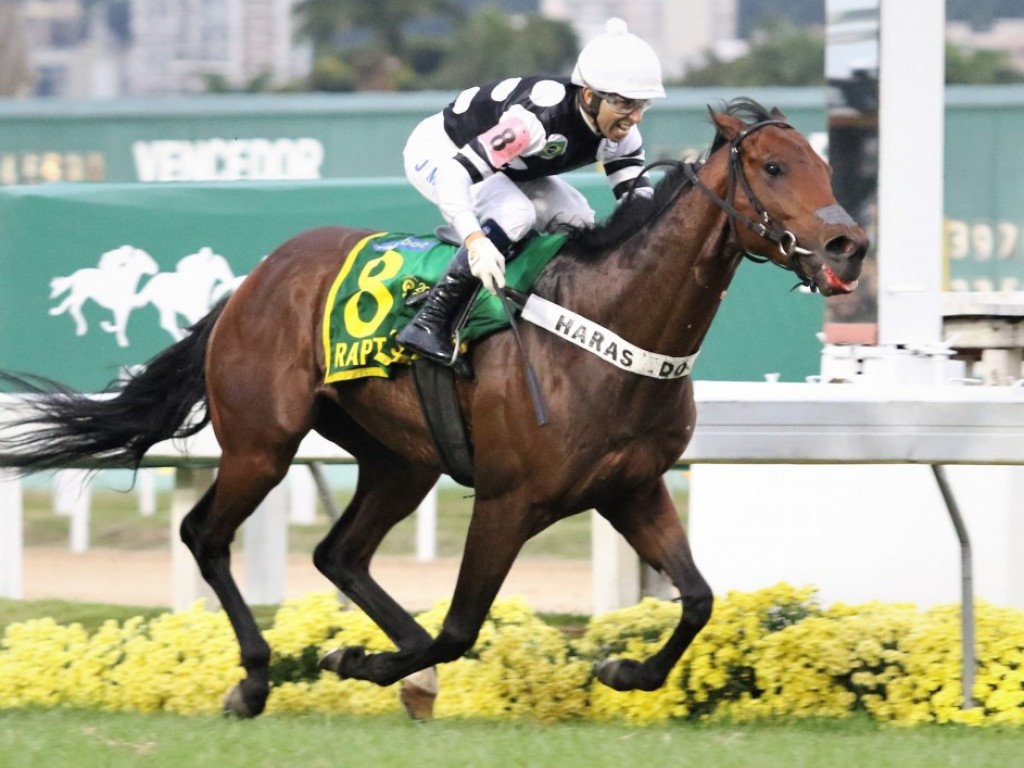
[319,646,367,679]
[595,658,641,692]
[596,658,662,692]
[399,667,438,721]
[223,683,261,718]
[318,648,345,677]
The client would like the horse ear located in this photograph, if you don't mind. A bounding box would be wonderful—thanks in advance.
[770,106,788,121]
[708,106,746,141]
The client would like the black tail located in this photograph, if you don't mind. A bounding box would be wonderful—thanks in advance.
[0,300,228,474]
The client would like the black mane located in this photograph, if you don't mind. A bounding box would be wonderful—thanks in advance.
[708,97,777,154]
[562,97,778,254]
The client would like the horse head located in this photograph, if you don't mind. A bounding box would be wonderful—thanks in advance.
[708,101,868,296]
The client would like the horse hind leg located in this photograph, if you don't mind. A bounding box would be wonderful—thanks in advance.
[311,431,442,718]
[180,446,294,717]
[593,478,713,692]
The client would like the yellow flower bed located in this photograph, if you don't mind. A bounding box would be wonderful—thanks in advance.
[2,585,1023,725]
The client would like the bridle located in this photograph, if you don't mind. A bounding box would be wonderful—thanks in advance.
[682,119,817,289]
[631,118,818,290]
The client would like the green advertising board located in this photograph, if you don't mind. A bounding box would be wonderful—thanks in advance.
[2,85,1022,294]
[0,88,826,186]
[0,176,825,392]
[943,87,1024,292]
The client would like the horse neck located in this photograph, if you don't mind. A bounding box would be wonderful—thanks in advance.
[557,152,743,358]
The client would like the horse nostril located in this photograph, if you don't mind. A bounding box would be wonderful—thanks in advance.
[825,235,866,261]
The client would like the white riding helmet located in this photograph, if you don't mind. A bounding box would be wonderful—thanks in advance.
[570,18,666,100]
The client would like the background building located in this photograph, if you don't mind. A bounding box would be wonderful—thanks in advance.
[125,0,308,95]
[947,17,1024,71]
[8,0,308,97]
[5,0,1024,98]
[540,0,739,80]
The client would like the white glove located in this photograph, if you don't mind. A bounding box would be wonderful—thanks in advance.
[466,236,506,295]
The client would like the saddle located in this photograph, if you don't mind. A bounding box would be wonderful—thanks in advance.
[410,284,535,489]
[410,230,533,489]
[322,228,562,487]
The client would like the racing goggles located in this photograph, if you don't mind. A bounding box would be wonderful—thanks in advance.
[595,91,653,116]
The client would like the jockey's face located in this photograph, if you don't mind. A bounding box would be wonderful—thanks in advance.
[582,87,647,142]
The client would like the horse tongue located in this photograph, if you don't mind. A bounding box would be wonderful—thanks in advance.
[822,265,859,294]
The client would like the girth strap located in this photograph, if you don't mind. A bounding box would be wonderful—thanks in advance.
[411,359,475,487]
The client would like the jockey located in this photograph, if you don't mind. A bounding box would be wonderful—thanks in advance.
[397,17,666,366]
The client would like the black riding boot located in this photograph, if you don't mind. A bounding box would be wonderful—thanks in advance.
[397,221,512,365]
[397,247,476,364]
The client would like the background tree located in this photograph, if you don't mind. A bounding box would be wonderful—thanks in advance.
[946,42,1024,84]
[946,0,1024,30]
[680,20,824,87]
[204,71,283,94]
[680,18,1024,87]
[737,0,822,38]
[422,8,578,90]
[294,0,463,91]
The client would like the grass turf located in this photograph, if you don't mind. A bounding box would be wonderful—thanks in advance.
[0,709,1021,768]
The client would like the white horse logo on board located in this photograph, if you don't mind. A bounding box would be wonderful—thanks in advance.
[48,245,246,347]
[49,245,159,348]
[132,247,243,341]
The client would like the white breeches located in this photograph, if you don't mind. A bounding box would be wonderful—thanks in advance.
[403,112,596,242]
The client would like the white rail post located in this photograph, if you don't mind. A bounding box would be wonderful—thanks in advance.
[68,473,92,554]
[415,484,438,562]
[590,511,640,614]
[138,468,157,517]
[171,465,218,611]
[53,469,79,515]
[54,468,92,551]
[876,0,944,350]
[0,472,23,598]
[287,464,318,525]
[243,480,289,605]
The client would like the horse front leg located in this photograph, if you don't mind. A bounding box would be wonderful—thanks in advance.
[594,477,713,692]
[323,494,529,689]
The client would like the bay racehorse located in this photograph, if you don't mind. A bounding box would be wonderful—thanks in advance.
[0,99,867,718]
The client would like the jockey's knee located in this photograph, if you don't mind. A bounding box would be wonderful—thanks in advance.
[488,203,537,243]
[529,180,596,232]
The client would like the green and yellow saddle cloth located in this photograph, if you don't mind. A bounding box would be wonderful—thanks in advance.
[323,231,566,382]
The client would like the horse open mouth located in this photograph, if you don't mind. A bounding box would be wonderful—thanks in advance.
[820,264,859,295]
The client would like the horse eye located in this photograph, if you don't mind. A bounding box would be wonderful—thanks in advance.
[764,162,782,177]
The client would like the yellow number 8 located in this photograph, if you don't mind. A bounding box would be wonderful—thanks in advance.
[343,250,403,338]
